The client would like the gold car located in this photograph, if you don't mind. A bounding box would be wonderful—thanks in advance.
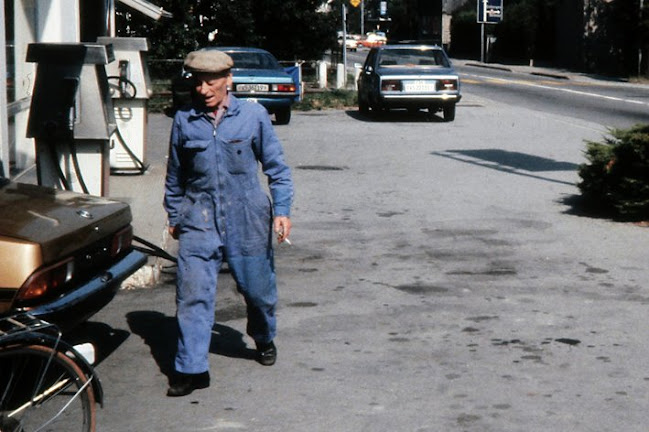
[0,179,146,330]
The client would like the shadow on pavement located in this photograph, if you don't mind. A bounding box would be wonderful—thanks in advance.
[64,321,130,367]
[126,311,177,377]
[345,108,446,123]
[210,323,256,361]
[126,310,256,379]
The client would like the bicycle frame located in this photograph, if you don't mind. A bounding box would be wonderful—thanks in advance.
[0,313,104,406]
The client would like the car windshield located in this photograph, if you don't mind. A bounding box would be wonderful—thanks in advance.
[378,48,449,68]
[227,52,282,70]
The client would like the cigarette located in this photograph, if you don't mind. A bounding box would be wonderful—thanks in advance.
[283,238,292,245]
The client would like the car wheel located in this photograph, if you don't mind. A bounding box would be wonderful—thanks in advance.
[371,103,385,118]
[358,96,369,114]
[443,105,456,122]
[275,108,291,125]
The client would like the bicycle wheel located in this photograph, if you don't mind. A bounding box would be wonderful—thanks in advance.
[0,344,96,432]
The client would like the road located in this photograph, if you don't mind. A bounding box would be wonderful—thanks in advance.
[78,70,649,431]
[347,49,649,129]
[456,63,649,129]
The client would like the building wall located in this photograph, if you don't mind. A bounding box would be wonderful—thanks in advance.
[2,0,80,177]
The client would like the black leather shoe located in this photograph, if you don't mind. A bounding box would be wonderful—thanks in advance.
[166,371,210,397]
[256,341,277,366]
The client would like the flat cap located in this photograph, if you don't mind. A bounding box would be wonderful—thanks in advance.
[184,50,233,74]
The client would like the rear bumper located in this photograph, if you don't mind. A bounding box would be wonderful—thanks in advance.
[380,93,462,107]
[29,250,147,330]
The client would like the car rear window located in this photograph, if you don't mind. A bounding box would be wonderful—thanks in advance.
[378,49,449,68]
[228,52,282,70]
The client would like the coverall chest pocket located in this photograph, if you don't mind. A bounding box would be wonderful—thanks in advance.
[222,137,256,175]
[183,139,212,175]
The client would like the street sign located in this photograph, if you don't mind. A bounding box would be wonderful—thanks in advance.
[380,1,387,16]
[477,0,503,24]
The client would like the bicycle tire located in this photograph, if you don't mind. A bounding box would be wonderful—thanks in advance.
[0,344,96,432]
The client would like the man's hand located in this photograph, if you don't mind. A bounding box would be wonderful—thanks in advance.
[273,216,292,243]
[168,225,179,240]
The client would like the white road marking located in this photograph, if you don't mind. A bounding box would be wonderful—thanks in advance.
[463,73,649,107]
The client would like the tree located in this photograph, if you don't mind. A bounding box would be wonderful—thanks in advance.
[117,0,337,62]
[490,0,558,64]
[117,0,203,60]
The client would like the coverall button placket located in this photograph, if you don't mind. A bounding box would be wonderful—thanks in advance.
[215,116,231,241]
[214,122,227,239]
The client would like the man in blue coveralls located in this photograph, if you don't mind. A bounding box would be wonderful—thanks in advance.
[163,49,293,397]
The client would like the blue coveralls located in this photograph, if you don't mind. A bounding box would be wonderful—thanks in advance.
[163,95,293,374]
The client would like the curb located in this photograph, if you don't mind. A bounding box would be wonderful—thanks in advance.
[464,62,570,80]
[465,61,512,73]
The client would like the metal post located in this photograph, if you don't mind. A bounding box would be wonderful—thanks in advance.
[361,0,365,36]
[640,0,645,77]
[342,3,347,87]
[108,0,116,37]
[481,23,485,63]
[0,0,9,177]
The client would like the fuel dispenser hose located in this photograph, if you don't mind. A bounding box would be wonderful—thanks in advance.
[133,235,177,263]
[111,125,149,174]
[107,75,149,175]
[70,140,90,194]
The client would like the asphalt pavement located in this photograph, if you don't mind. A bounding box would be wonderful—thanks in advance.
[66,63,649,431]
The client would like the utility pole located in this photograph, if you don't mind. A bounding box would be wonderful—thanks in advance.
[342,3,347,87]
[361,0,365,36]
[0,0,8,177]
[640,0,645,77]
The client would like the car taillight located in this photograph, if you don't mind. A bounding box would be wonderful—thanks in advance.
[17,258,74,301]
[439,79,457,90]
[381,80,402,91]
[273,84,296,92]
[111,225,133,257]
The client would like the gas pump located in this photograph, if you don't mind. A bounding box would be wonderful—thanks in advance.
[26,43,115,196]
[97,37,151,174]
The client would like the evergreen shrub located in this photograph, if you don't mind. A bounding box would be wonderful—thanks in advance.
[577,124,649,220]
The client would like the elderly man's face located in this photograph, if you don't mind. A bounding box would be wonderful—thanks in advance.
[193,71,232,108]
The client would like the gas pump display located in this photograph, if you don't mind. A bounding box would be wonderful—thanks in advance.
[26,43,115,197]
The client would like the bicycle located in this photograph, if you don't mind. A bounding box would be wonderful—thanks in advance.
[0,313,103,432]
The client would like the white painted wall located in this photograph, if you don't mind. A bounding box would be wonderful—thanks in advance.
[1,0,80,175]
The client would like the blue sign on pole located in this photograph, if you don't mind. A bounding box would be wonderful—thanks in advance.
[477,0,503,24]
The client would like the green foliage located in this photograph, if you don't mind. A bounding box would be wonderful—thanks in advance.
[449,2,480,58]
[581,0,643,75]
[491,0,558,63]
[294,89,357,111]
[578,124,649,220]
[117,0,336,63]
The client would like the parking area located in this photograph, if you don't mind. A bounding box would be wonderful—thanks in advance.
[87,105,649,431]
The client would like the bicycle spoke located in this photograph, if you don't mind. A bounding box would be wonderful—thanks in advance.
[0,345,95,431]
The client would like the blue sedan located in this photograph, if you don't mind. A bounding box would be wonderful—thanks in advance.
[357,44,462,121]
[172,47,299,125]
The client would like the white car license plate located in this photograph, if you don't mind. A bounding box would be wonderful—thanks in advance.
[403,80,436,92]
[236,83,269,92]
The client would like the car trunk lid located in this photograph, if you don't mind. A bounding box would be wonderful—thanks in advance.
[0,181,132,263]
